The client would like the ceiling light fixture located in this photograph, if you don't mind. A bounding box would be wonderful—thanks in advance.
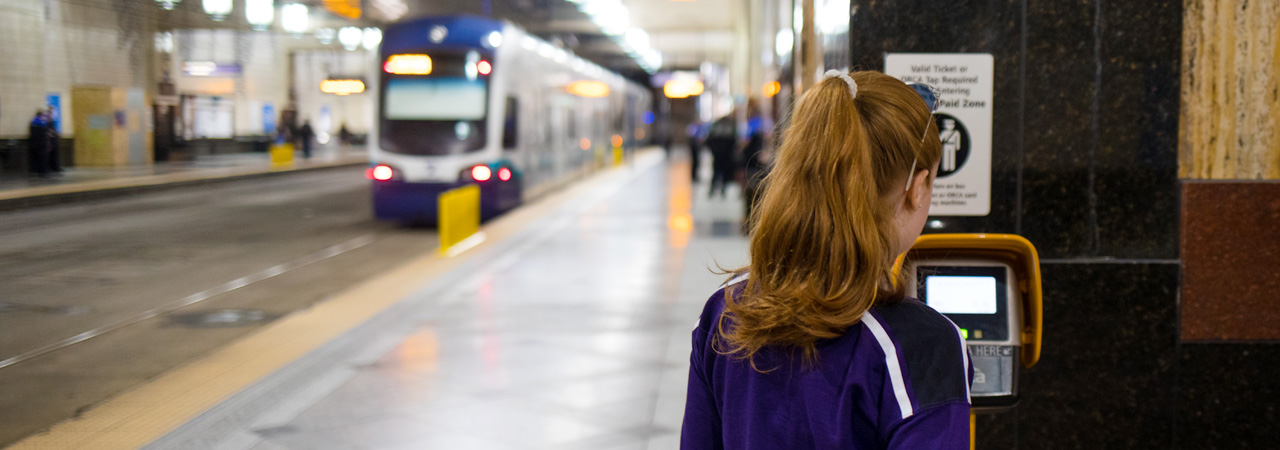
[203,0,232,21]
[338,26,362,51]
[246,0,274,30]
[281,3,309,34]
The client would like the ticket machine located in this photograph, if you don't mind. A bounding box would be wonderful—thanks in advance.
[895,233,1042,412]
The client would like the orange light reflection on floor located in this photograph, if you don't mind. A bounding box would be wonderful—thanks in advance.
[396,329,439,374]
[668,159,693,248]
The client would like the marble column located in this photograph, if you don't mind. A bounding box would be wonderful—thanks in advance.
[1177,1,1280,445]
[1179,0,1280,179]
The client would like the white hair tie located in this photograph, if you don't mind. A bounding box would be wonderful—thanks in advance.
[824,70,858,100]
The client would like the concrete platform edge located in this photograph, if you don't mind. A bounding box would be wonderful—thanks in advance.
[0,159,366,212]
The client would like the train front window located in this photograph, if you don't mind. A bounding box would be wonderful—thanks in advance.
[380,53,490,156]
[384,78,487,121]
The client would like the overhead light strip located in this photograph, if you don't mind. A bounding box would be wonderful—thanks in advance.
[565,0,661,73]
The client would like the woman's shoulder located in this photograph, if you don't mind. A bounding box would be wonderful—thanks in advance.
[866,297,971,411]
[871,297,960,333]
[696,274,747,325]
[867,297,967,355]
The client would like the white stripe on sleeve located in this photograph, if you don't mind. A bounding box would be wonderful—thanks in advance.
[723,273,749,287]
[861,311,914,419]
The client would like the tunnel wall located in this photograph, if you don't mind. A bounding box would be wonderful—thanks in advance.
[848,0,1275,447]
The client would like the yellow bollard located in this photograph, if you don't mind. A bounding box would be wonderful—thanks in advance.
[437,184,483,256]
[269,142,294,166]
[612,147,623,166]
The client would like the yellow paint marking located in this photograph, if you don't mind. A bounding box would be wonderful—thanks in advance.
[0,155,365,203]
[9,149,662,450]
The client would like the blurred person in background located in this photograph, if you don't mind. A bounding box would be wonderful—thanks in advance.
[741,99,771,232]
[296,120,315,159]
[704,113,738,199]
[687,119,705,182]
[27,110,50,177]
[274,119,292,145]
[46,106,63,173]
[339,123,353,149]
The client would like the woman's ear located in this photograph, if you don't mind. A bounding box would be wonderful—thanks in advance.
[907,169,931,209]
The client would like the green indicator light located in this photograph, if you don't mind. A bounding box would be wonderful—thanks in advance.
[960,328,969,339]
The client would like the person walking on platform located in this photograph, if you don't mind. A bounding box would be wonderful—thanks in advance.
[740,101,771,232]
[338,123,353,149]
[46,107,63,173]
[687,120,705,182]
[27,111,51,177]
[704,114,737,199]
[682,71,969,449]
[296,120,315,159]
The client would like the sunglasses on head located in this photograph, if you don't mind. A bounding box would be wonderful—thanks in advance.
[902,82,941,192]
[907,82,942,143]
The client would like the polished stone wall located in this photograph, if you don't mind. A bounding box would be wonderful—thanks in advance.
[846,0,1277,447]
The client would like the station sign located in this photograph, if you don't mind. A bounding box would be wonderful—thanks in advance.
[320,79,366,96]
[183,61,242,78]
[885,53,993,216]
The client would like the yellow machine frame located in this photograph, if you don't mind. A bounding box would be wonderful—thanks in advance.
[893,233,1043,449]
[894,233,1042,367]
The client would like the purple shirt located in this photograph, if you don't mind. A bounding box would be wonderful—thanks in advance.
[682,276,972,449]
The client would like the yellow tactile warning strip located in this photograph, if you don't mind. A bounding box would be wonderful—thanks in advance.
[0,155,367,203]
[7,150,662,450]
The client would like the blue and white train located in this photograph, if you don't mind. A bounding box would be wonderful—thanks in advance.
[368,15,652,224]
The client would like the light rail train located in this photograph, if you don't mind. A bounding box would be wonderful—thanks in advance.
[368,15,652,224]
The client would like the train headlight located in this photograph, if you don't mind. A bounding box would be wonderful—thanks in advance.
[498,167,512,181]
[368,165,394,181]
[471,165,492,182]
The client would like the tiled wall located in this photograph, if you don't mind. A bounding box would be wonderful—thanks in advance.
[0,0,155,138]
[0,0,375,142]
[848,0,1276,447]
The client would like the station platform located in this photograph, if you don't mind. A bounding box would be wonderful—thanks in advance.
[11,150,744,449]
[0,147,365,210]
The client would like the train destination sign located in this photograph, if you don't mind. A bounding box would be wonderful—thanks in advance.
[885,53,993,216]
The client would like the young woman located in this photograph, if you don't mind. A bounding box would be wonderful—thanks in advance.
[681,71,970,449]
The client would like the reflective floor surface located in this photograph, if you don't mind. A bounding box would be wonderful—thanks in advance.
[142,151,749,449]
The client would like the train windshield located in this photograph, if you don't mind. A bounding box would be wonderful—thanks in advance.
[384,78,486,121]
[380,53,490,156]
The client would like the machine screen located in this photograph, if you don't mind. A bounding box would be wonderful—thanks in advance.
[916,265,1010,341]
[926,276,998,314]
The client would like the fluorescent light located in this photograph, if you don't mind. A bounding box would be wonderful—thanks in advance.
[567,81,610,98]
[775,28,793,58]
[362,27,381,50]
[338,26,362,51]
[281,3,309,34]
[817,0,851,34]
[203,0,231,20]
[625,28,649,51]
[246,0,274,30]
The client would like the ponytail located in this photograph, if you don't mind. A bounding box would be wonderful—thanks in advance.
[717,71,942,367]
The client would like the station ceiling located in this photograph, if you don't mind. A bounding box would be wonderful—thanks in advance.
[408,0,738,82]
